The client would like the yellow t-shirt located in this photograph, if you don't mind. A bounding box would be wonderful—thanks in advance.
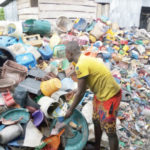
[75,54,120,101]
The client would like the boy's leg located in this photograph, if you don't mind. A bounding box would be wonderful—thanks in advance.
[93,119,103,150]
[107,132,119,150]
[101,90,122,150]
[93,96,103,150]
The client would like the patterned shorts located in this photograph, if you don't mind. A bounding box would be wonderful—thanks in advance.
[93,90,122,134]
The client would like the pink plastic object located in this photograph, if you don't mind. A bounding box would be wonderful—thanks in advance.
[77,35,89,46]
[1,91,16,107]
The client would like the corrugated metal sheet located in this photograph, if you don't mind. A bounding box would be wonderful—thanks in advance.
[0,0,13,6]
[4,0,18,21]
[109,0,142,27]
[96,0,150,7]
[143,0,150,7]
[95,0,111,3]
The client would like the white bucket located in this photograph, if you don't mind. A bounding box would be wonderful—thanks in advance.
[7,22,23,39]
[0,124,23,144]
[38,96,58,118]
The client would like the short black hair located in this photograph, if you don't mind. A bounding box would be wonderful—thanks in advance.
[65,41,80,54]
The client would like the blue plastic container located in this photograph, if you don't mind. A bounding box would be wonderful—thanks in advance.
[38,45,53,60]
[73,18,87,31]
[16,53,37,70]
[0,36,18,47]
[107,47,114,54]
[102,52,111,60]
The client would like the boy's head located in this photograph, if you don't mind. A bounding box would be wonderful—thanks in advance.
[65,41,81,62]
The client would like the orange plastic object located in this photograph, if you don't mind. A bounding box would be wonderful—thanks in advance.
[84,51,98,57]
[43,129,65,150]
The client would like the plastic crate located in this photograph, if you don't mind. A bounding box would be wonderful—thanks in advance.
[16,53,37,70]
[22,34,42,47]
[39,45,53,60]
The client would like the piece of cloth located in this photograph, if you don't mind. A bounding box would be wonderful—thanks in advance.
[93,90,122,134]
[75,54,120,101]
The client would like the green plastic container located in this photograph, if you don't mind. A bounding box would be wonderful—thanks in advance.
[0,108,30,124]
[62,59,70,70]
[23,19,51,36]
[53,44,66,58]
[135,40,143,45]
[64,109,89,150]
[50,109,89,150]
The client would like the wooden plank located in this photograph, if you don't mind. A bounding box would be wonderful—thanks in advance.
[39,4,96,13]
[19,14,39,20]
[39,0,97,7]
[17,2,30,10]
[39,11,96,19]
[17,0,30,5]
[18,8,39,15]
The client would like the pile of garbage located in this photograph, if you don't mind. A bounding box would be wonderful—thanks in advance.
[0,16,150,150]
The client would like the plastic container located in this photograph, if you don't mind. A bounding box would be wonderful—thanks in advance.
[0,46,16,67]
[84,51,98,57]
[0,26,5,35]
[43,129,65,149]
[53,44,66,58]
[23,19,51,36]
[32,110,44,127]
[16,53,37,70]
[13,86,28,107]
[77,35,89,46]
[123,45,129,51]
[38,96,58,118]
[8,43,26,56]
[1,91,16,107]
[56,16,73,33]
[0,36,18,47]
[26,46,41,60]
[90,21,107,40]
[2,60,28,84]
[49,33,61,49]
[7,22,23,39]
[18,78,41,95]
[61,109,89,150]
[39,45,53,60]
[0,108,30,124]
[73,18,87,31]
[0,78,15,92]
[40,78,61,96]
[0,124,23,144]
[22,34,42,47]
